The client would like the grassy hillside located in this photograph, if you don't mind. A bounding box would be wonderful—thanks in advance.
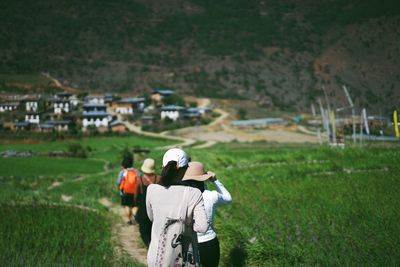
[1,0,399,113]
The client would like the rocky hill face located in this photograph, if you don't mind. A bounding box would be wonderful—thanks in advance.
[1,0,399,114]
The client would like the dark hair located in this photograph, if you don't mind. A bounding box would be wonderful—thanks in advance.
[160,161,187,186]
[121,155,133,169]
[184,180,205,193]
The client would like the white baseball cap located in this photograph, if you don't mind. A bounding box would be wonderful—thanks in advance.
[162,148,189,168]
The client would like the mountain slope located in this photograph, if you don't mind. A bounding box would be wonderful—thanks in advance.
[1,0,399,114]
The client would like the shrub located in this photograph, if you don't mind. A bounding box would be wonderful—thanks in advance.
[66,143,87,158]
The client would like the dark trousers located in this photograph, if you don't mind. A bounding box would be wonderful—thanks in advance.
[198,237,220,267]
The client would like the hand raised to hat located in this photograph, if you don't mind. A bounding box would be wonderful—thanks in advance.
[207,171,216,182]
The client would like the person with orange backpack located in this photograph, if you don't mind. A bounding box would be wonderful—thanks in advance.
[117,154,140,225]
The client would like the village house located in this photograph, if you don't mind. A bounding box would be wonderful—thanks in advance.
[231,117,285,128]
[160,105,185,121]
[112,98,145,114]
[48,120,71,132]
[37,123,55,133]
[82,111,112,128]
[151,89,175,105]
[104,94,114,105]
[197,107,212,115]
[51,99,71,114]
[25,112,41,124]
[0,102,19,112]
[109,121,127,133]
[183,108,201,121]
[84,95,105,104]
[83,103,107,113]
[25,99,39,112]
[55,92,78,106]
[55,92,71,100]
[14,122,30,131]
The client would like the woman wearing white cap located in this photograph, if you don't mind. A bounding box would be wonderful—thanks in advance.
[182,161,232,267]
[146,148,208,267]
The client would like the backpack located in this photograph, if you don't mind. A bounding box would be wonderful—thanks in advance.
[119,169,138,194]
[155,187,200,267]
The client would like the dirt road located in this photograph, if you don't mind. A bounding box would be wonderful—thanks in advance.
[41,73,80,94]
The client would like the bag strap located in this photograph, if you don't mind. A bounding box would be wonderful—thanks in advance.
[179,187,189,220]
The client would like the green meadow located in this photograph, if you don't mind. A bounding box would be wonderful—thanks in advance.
[189,144,400,266]
[0,134,399,266]
[0,204,114,266]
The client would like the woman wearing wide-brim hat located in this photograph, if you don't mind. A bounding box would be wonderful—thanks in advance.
[135,158,160,247]
[183,161,232,267]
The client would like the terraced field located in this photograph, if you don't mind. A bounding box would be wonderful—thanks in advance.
[0,135,399,266]
[188,144,400,266]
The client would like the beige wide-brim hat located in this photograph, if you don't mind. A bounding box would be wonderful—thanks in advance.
[182,161,214,181]
[141,158,155,174]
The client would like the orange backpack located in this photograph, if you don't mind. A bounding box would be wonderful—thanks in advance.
[119,169,138,194]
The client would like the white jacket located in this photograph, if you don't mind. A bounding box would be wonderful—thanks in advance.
[198,180,232,243]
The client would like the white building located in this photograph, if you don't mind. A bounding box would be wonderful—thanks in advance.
[53,101,71,114]
[55,92,79,107]
[48,120,71,132]
[83,103,107,113]
[0,102,19,112]
[113,98,145,114]
[82,111,111,128]
[26,101,38,112]
[25,113,40,124]
[70,95,79,106]
[161,105,185,121]
[84,95,105,104]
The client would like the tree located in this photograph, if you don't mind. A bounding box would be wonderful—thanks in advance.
[238,108,247,120]
[162,94,185,106]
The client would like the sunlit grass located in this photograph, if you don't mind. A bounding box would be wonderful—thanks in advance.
[0,204,114,266]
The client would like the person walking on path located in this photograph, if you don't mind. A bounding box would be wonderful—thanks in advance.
[136,158,160,247]
[146,148,208,267]
[117,154,140,225]
[183,161,232,267]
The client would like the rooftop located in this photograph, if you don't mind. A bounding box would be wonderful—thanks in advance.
[109,121,124,127]
[116,97,145,104]
[55,92,72,97]
[82,111,110,117]
[152,89,175,95]
[83,103,107,108]
[0,102,19,106]
[39,123,55,129]
[161,105,185,111]
[232,117,285,127]
[45,120,72,125]
[15,122,30,127]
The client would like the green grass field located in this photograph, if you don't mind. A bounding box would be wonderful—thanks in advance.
[0,204,114,266]
[0,135,399,266]
[0,157,104,177]
[188,144,400,266]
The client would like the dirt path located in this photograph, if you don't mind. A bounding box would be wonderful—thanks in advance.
[99,197,148,266]
[107,107,197,149]
[50,156,149,265]
[41,73,80,94]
